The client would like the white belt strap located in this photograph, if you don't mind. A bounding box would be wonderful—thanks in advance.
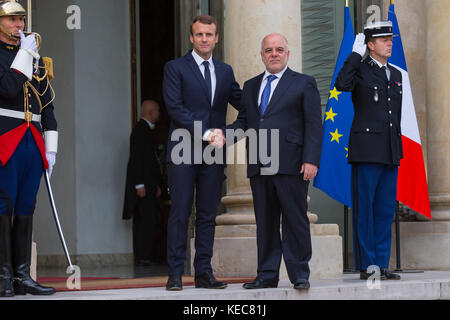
[0,108,41,122]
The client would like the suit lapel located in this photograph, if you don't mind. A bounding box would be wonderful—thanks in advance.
[263,68,295,117]
[185,52,211,105]
[212,58,222,107]
[251,73,265,116]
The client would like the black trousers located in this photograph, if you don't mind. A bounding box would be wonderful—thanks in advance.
[132,192,157,262]
[250,174,312,283]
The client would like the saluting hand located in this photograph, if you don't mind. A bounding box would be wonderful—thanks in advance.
[352,33,367,57]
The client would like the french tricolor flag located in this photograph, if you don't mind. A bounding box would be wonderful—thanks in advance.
[388,4,431,219]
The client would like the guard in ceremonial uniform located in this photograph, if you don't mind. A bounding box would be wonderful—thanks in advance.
[0,1,56,296]
[335,21,402,281]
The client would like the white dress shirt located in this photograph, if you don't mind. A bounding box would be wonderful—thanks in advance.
[258,66,289,106]
[192,51,219,140]
[192,50,217,106]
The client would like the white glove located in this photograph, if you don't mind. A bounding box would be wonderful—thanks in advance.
[352,33,367,57]
[19,30,38,53]
[46,152,56,178]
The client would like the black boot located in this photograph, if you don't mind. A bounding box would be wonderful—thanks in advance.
[0,215,14,297]
[12,215,55,296]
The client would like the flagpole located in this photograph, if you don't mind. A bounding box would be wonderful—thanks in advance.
[343,0,354,274]
[27,0,32,33]
[343,206,353,272]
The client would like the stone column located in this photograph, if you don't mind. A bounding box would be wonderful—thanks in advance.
[390,0,450,270]
[205,0,342,279]
[425,0,450,221]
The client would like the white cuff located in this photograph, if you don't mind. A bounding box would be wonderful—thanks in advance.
[10,48,34,80]
[203,129,213,141]
[44,131,58,153]
[135,184,145,189]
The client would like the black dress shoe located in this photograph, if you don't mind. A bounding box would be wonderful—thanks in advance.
[0,275,14,297]
[166,275,183,291]
[13,273,55,296]
[243,277,278,289]
[195,272,227,289]
[293,279,310,290]
[359,270,376,280]
[381,269,401,280]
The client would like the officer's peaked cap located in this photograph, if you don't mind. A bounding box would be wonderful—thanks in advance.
[364,21,395,39]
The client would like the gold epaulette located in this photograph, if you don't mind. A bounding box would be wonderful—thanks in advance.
[42,57,54,80]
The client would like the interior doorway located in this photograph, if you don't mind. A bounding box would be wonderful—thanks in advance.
[130,0,176,266]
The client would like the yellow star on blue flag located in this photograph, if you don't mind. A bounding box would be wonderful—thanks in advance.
[330,129,343,143]
[313,6,355,208]
[325,107,338,122]
[329,87,342,101]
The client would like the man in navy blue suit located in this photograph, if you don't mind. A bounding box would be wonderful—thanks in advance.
[163,15,242,291]
[230,33,322,290]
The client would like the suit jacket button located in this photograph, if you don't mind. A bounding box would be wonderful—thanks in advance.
[366,128,370,132]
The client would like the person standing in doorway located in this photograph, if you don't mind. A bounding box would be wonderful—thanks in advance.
[123,100,163,267]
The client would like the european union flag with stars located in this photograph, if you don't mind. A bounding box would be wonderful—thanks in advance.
[313,6,354,208]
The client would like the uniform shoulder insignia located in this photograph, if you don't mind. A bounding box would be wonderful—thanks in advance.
[42,57,54,80]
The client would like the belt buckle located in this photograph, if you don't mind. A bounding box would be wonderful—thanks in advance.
[24,111,33,123]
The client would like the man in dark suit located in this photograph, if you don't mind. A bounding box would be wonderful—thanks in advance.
[229,33,322,290]
[123,100,163,267]
[162,15,242,290]
[335,21,402,281]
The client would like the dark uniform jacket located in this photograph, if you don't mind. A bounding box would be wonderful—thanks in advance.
[229,68,323,178]
[122,119,163,220]
[335,52,403,165]
[0,40,57,166]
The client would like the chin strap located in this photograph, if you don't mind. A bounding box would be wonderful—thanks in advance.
[0,24,20,41]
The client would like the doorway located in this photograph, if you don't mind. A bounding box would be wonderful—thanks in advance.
[130,0,176,266]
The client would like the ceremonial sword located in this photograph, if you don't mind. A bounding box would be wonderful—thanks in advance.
[26,0,74,272]
[44,171,74,272]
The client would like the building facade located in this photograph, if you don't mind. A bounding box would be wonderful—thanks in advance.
[25,0,450,274]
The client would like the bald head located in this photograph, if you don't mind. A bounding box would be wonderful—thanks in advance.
[261,33,289,52]
[141,100,160,123]
[261,33,290,74]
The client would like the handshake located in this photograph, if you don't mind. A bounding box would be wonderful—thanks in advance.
[206,129,226,149]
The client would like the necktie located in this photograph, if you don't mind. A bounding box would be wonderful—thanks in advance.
[259,75,277,116]
[203,61,212,104]
[381,66,390,81]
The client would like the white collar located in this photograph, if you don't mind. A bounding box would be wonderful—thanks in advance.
[142,118,155,130]
[263,65,288,81]
[192,50,214,68]
[369,56,388,69]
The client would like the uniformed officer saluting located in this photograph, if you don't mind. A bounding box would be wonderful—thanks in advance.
[0,0,57,296]
[335,21,403,281]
